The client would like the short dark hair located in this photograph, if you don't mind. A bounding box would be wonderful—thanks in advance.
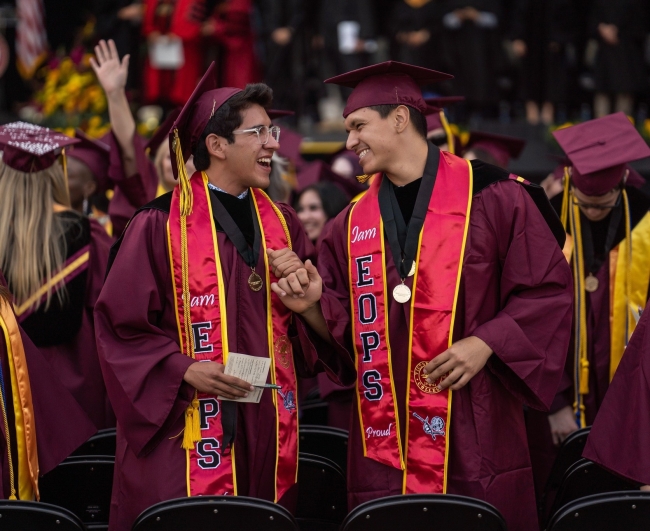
[193,83,274,171]
[369,104,427,140]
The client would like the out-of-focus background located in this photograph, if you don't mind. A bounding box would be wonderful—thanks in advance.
[1,0,649,181]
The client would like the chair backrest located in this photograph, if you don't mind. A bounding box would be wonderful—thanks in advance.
[299,425,349,471]
[341,494,507,531]
[0,500,85,531]
[300,399,329,426]
[131,495,299,531]
[71,428,117,457]
[545,427,591,492]
[296,453,348,525]
[39,455,115,526]
[548,491,650,531]
[550,459,638,517]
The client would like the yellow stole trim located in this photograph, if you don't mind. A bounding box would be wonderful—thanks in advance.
[14,251,90,318]
[609,211,650,379]
[0,299,39,500]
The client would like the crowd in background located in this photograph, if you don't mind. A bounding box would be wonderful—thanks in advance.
[1,0,649,131]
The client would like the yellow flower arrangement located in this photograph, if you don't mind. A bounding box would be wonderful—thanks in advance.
[29,52,110,138]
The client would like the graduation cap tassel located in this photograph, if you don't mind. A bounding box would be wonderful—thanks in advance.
[172,128,194,217]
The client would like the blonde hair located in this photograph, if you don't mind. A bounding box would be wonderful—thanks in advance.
[0,159,72,310]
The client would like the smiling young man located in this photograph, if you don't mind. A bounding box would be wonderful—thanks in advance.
[525,112,650,501]
[94,64,351,530]
[269,61,573,531]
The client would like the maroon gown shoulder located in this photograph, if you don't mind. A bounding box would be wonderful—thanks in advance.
[583,302,650,485]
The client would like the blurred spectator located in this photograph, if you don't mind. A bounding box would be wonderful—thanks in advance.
[439,0,503,120]
[589,0,649,117]
[317,0,377,91]
[257,0,303,110]
[92,1,144,92]
[206,0,259,88]
[141,0,204,108]
[294,181,349,243]
[390,0,441,71]
[510,0,578,125]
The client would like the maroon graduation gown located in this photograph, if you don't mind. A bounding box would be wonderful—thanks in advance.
[102,132,158,238]
[95,195,351,531]
[583,302,650,485]
[527,186,650,498]
[34,219,115,430]
[300,175,573,531]
[0,274,96,499]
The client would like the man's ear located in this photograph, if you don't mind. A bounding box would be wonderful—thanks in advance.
[394,105,410,134]
[206,133,227,161]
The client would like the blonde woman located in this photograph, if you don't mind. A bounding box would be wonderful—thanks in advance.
[0,123,115,430]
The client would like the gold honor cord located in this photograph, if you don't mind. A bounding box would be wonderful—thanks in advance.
[0,359,17,499]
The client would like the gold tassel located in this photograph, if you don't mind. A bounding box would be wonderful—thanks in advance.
[182,396,202,450]
[560,166,570,229]
[356,174,371,184]
[579,359,590,395]
[172,128,193,217]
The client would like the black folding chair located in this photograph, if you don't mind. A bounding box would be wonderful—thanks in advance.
[548,491,650,531]
[0,500,85,531]
[341,494,507,531]
[541,426,591,517]
[39,455,114,528]
[299,425,348,471]
[300,399,329,426]
[296,453,347,531]
[132,495,299,531]
[72,428,117,457]
[549,459,639,518]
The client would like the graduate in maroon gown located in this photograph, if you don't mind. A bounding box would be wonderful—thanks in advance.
[423,96,464,155]
[0,274,96,500]
[583,301,650,489]
[526,113,650,500]
[268,61,573,531]
[95,64,352,530]
[0,123,115,431]
[463,130,526,170]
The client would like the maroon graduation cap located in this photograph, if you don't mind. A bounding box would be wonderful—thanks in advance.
[297,159,367,199]
[0,122,80,172]
[325,61,453,118]
[465,131,526,168]
[68,129,111,188]
[146,108,181,158]
[424,95,465,108]
[267,109,295,120]
[169,62,242,179]
[425,105,443,132]
[553,112,650,196]
[277,127,304,170]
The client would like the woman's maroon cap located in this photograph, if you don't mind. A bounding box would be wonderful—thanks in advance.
[465,131,526,168]
[0,122,79,172]
[325,61,453,118]
[553,112,650,196]
[146,108,181,158]
[169,62,242,179]
[68,129,111,185]
[267,109,295,120]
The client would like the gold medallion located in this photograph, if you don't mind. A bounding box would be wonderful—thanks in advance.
[585,273,599,293]
[408,261,416,277]
[248,270,263,292]
[414,361,449,394]
[274,335,291,369]
[393,283,411,303]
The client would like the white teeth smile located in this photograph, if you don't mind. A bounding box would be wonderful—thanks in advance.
[359,149,369,160]
[257,158,271,166]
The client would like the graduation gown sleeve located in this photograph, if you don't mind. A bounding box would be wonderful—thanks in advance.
[95,209,195,457]
[467,181,574,411]
[583,302,650,485]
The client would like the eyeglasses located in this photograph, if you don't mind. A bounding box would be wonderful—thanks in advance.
[232,125,281,145]
[572,189,622,210]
